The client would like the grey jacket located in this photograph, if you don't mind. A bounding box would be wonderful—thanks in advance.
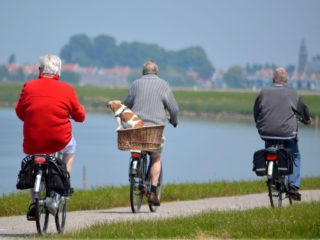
[253,84,310,139]
[124,74,179,126]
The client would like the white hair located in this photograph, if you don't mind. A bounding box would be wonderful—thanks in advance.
[39,55,62,75]
[142,60,159,75]
[273,68,288,84]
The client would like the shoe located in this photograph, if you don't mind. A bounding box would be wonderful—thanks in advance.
[288,184,301,201]
[148,192,160,206]
[64,187,74,196]
[26,202,36,221]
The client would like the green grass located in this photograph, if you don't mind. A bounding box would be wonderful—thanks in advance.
[52,201,320,239]
[1,177,319,217]
[1,82,320,117]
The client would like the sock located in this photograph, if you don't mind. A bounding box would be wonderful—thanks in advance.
[151,185,157,193]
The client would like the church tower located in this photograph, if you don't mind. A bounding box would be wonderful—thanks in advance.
[297,38,308,73]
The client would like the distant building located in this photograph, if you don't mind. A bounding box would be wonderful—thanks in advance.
[2,62,132,86]
[297,38,308,73]
[292,39,320,89]
[210,69,226,88]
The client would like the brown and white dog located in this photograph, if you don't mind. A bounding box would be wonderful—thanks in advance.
[107,100,145,130]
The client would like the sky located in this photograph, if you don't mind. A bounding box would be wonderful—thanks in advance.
[0,0,319,70]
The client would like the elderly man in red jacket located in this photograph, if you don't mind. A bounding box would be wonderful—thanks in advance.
[16,55,86,220]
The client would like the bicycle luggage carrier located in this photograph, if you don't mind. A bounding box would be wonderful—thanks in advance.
[117,125,165,152]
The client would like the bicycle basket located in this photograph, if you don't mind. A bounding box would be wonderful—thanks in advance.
[117,125,165,152]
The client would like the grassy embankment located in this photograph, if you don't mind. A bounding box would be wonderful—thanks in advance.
[1,82,320,119]
[1,177,319,217]
[54,201,320,239]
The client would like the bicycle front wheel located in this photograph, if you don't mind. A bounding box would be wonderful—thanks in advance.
[148,166,163,212]
[35,180,49,234]
[55,196,67,233]
[130,176,144,213]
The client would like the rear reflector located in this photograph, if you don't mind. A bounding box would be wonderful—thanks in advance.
[266,155,277,161]
[131,152,141,158]
[35,157,46,164]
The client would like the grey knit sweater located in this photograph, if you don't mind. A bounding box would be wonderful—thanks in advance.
[124,74,179,126]
[253,84,310,139]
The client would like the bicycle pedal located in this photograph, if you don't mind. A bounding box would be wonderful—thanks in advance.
[27,216,36,221]
[63,187,74,196]
[290,192,301,201]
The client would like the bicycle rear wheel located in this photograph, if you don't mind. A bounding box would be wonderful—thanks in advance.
[130,176,144,213]
[148,166,163,212]
[267,163,284,207]
[283,178,293,206]
[35,179,49,234]
[55,196,67,233]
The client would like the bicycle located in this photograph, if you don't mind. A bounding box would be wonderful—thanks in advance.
[32,153,68,234]
[117,125,165,213]
[265,140,293,207]
[129,150,163,213]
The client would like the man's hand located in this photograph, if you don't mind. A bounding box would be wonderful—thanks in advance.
[168,117,178,128]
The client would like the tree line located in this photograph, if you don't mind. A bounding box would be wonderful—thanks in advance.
[59,34,215,86]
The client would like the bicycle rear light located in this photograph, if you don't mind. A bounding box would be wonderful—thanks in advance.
[34,157,46,164]
[131,152,141,158]
[266,155,277,161]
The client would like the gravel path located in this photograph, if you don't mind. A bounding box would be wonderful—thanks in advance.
[0,190,319,238]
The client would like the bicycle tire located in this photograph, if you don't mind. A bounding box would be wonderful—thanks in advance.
[35,180,49,234]
[130,176,144,213]
[148,166,163,212]
[55,196,67,233]
[284,178,293,206]
[268,166,283,207]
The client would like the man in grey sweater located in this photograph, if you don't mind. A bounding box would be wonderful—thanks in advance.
[254,68,311,200]
[124,60,179,206]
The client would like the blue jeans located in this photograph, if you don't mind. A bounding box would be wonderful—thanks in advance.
[265,139,301,188]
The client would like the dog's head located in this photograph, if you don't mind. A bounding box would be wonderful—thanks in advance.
[107,100,123,113]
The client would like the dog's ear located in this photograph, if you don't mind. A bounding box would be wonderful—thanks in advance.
[106,102,113,111]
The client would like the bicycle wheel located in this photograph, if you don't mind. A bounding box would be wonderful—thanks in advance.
[267,171,282,207]
[148,166,163,212]
[130,176,144,213]
[35,179,49,234]
[55,196,67,233]
[283,178,293,206]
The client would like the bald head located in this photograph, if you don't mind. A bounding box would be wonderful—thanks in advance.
[273,68,288,84]
[142,60,159,75]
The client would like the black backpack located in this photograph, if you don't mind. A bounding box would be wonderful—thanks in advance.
[46,157,71,195]
[16,155,35,190]
[277,148,294,175]
[252,149,267,176]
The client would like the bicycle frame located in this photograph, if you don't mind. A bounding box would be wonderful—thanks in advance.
[128,150,162,213]
[33,155,47,199]
[31,154,68,234]
[266,146,279,179]
[265,141,292,207]
[130,150,148,181]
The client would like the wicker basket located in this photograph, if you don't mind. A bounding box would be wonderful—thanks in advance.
[117,125,165,152]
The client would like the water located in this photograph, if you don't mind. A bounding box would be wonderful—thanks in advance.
[1,108,319,195]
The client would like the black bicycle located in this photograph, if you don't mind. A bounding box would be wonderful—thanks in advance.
[265,141,293,207]
[129,150,163,213]
[32,154,67,234]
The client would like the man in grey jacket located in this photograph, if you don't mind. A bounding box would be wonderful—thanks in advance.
[254,68,311,200]
[124,60,179,206]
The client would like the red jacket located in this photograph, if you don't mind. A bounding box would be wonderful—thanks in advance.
[15,74,86,154]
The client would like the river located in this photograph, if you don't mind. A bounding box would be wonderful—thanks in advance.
[1,108,319,196]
